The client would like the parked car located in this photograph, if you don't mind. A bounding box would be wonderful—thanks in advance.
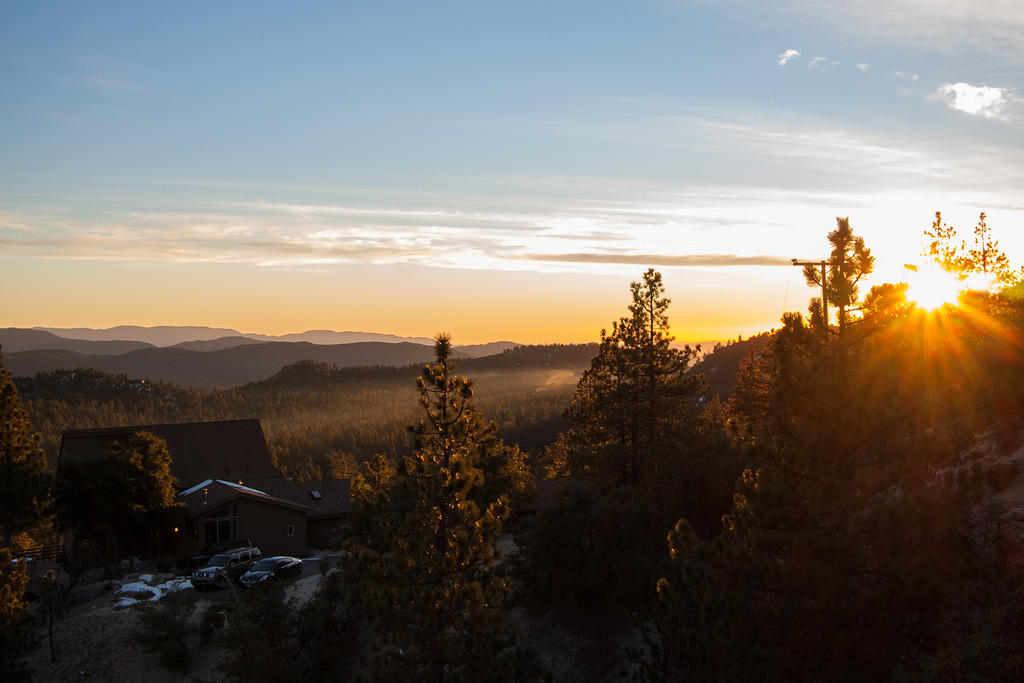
[239,556,303,588]
[179,538,254,571]
[190,547,262,589]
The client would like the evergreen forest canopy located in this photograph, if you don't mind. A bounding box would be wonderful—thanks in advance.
[13,343,598,481]
[4,212,1024,680]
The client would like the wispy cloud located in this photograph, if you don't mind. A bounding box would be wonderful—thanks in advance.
[0,212,39,231]
[857,63,870,71]
[80,76,144,93]
[808,56,838,70]
[524,253,793,267]
[77,75,151,97]
[933,82,1013,120]
[4,105,1024,276]
[730,0,1024,62]
[777,48,800,66]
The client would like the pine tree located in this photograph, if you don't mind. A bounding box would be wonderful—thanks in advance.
[651,308,989,681]
[968,212,1010,280]
[0,350,51,549]
[57,431,181,563]
[516,271,739,619]
[802,217,875,336]
[924,211,1018,284]
[923,210,968,275]
[0,546,32,681]
[344,334,513,682]
[565,268,704,487]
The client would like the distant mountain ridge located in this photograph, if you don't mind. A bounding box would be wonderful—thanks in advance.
[33,325,446,348]
[169,337,264,352]
[243,329,437,346]
[3,341,460,389]
[34,325,244,347]
[0,328,154,356]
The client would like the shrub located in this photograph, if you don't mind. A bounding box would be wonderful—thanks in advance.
[133,591,197,672]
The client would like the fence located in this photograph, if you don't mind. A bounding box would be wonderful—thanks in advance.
[13,544,66,562]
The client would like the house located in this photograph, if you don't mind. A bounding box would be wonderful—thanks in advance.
[178,478,310,557]
[58,419,349,558]
[261,478,352,549]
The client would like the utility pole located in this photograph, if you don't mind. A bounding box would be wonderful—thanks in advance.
[792,258,830,333]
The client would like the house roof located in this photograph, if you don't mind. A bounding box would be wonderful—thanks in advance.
[59,419,282,490]
[259,478,351,518]
[178,478,311,516]
[58,419,351,519]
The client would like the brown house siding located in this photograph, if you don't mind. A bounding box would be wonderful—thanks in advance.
[192,498,307,557]
[307,517,346,549]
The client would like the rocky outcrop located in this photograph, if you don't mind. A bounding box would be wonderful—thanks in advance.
[960,426,1024,576]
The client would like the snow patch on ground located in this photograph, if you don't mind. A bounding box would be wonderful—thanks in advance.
[114,577,192,608]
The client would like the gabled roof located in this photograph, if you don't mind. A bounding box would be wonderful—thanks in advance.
[260,478,351,518]
[177,478,310,516]
[59,419,282,489]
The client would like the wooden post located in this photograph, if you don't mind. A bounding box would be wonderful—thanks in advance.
[820,260,828,333]
[791,257,831,335]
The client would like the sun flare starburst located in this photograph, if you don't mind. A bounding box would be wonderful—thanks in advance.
[903,265,996,311]
[903,265,964,311]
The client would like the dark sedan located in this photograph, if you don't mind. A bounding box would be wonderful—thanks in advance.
[239,556,303,588]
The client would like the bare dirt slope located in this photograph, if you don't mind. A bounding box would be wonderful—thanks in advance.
[22,567,325,683]
[24,585,221,682]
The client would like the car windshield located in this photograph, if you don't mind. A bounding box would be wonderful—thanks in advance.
[252,559,279,571]
[207,554,230,567]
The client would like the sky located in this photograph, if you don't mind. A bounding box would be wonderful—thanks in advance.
[2,0,1023,344]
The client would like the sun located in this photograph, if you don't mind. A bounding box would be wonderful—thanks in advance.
[903,264,966,311]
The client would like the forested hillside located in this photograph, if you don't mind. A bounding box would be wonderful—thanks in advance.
[5,341,454,389]
[14,343,597,478]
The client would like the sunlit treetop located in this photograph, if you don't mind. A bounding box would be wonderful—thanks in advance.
[923,211,1020,285]
[900,211,1020,312]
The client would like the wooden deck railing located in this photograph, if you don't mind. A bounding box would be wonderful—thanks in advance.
[13,544,66,562]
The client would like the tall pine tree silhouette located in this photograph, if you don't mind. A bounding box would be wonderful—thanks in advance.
[802,217,875,336]
[0,349,51,549]
[565,268,704,486]
[345,334,513,682]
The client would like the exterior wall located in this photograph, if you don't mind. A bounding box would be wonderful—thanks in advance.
[307,516,347,549]
[233,499,307,556]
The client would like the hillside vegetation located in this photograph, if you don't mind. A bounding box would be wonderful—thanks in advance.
[15,343,597,478]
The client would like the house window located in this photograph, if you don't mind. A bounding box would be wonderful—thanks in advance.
[203,505,239,543]
[286,524,295,538]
